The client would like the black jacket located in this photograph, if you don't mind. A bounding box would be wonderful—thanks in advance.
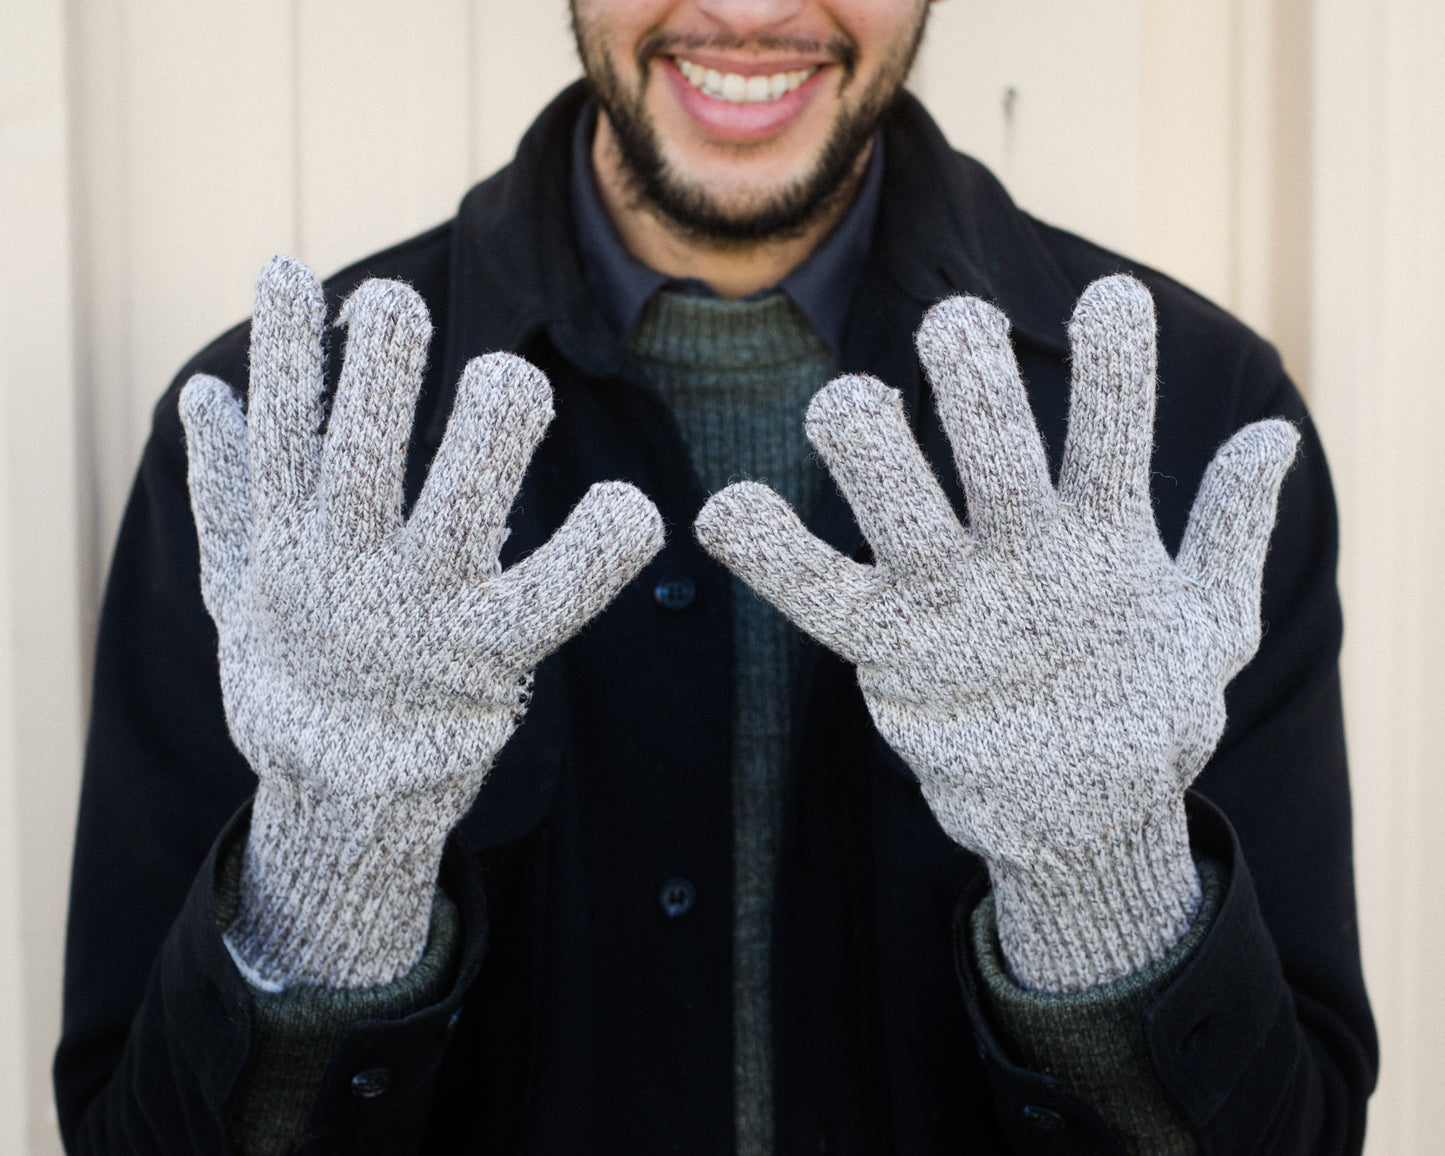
[56,83,1376,1155]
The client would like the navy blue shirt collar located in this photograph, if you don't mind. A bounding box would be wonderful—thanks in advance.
[570,99,882,359]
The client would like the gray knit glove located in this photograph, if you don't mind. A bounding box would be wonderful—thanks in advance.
[695,275,1297,992]
[179,256,664,989]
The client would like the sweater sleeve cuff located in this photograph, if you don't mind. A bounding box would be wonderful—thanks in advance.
[968,858,1225,1153]
[213,815,464,1154]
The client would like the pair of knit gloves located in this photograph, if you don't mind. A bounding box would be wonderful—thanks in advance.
[180,257,1296,995]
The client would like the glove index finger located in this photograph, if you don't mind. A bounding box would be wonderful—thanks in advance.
[407,353,554,581]
[488,481,665,669]
[695,481,873,662]
[805,375,967,582]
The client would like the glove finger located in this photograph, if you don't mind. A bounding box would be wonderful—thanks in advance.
[488,481,665,669]
[319,279,431,548]
[1057,275,1159,530]
[916,296,1056,544]
[804,375,968,582]
[1177,419,1300,671]
[179,374,252,627]
[695,481,874,662]
[407,353,554,580]
[248,256,326,523]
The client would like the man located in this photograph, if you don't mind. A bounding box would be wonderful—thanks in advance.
[56,1,1377,1152]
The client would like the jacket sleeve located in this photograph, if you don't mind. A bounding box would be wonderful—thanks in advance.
[951,347,1378,1154]
[213,830,465,1156]
[53,370,489,1154]
[966,856,1228,1155]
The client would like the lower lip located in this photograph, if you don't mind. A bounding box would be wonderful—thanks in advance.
[662,58,829,143]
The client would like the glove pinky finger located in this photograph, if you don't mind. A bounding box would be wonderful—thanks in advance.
[179,374,252,626]
[489,481,665,668]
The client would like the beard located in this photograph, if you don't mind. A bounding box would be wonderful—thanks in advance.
[572,7,931,246]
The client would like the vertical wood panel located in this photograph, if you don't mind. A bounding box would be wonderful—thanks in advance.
[1,2,85,1151]
[1312,2,1396,1144]
[1265,0,1313,388]
[1311,2,1445,1151]
[468,0,580,180]
[121,1,298,456]
[1231,0,1275,333]
[912,0,1142,262]
[68,0,131,617]
[1137,0,1313,386]
[0,500,22,1155]
[70,0,297,587]
[0,547,22,1156]
[296,0,472,278]
[1138,0,1234,308]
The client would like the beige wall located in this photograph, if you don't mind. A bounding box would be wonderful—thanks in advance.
[2,1,1440,1150]
[1,1,86,1152]
[1310,3,1445,1151]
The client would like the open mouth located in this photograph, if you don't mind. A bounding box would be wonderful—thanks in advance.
[674,57,821,104]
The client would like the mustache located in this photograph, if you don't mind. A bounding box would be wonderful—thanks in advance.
[635,30,859,80]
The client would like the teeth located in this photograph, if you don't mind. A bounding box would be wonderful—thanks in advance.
[675,58,818,104]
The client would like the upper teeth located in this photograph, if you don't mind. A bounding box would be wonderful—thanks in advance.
[676,58,817,103]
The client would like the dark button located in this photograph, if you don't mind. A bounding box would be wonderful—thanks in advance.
[653,576,697,611]
[350,1067,392,1099]
[659,876,697,917]
[1021,1105,1065,1131]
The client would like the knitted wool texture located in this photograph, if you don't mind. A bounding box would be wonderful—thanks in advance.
[971,859,1224,1154]
[630,290,832,1156]
[212,835,462,1154]
[179,256,664,989]
[695,275,1299,992]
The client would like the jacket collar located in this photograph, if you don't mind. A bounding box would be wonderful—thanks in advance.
[431,81,1077,445]
[866,92,1077,356]
[430,84,612,443]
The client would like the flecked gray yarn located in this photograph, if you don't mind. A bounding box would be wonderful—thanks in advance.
[695,275,1298,992]
[971,858,1224,1154]
[630,290,833,1156]
[179,256,663,989]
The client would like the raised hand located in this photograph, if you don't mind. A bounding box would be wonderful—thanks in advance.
[694,275,1297,991]
[180,257,663,988]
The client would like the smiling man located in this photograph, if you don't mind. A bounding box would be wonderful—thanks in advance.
[576,0,929,291]
[56,2,1375,1154]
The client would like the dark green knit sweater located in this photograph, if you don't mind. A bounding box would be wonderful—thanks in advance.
[630,290,834,1156]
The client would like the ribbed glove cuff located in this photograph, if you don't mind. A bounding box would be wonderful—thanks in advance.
[225,781,450,989]
[988,804,1202,993]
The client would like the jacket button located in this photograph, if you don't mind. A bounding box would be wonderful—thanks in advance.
[350,1067,392,1099]
[653,577,696,611]
[1021,1105,1065,1131]
[659,876,696,917]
